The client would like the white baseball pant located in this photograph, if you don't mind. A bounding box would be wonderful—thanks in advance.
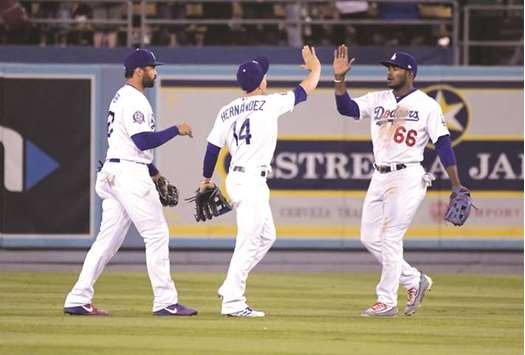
[64,160,178,312]
[218,169,276,314]
[360,164,427,307]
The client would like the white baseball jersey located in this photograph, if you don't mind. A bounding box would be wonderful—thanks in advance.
[353,89,449,165]
[105,84,156,164]
[207,91,295,168]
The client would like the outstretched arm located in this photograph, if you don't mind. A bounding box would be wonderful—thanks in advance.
[131,122,193,151]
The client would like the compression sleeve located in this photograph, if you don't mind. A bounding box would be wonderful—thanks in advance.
[203,142,221,178]
[435,135,457,167]
[335,92,360,118]
[147,163,159,177]
[131,126,179,151]
[293,85,307,105]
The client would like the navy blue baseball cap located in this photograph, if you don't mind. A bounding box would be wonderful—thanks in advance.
[381,52,417,77]
[237,56,270,92]
[124,49,164,71]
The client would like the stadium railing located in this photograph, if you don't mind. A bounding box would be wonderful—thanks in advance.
[462,4,523,65]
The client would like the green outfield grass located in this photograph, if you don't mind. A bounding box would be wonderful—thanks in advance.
[0,271,522,355]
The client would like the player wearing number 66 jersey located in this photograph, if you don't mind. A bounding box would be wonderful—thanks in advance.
[333,45,469,317]
[199,46,321,317]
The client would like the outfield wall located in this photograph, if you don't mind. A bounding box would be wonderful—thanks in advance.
[0,63,522,250]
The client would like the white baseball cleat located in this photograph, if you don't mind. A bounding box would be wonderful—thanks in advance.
[404,273,433,316]
[361,302,398,317]
[225,307,265,318]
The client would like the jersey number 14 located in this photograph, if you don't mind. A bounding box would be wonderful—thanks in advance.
[233,118,252,146]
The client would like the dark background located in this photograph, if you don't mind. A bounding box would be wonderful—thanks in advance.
[0,78,91,234]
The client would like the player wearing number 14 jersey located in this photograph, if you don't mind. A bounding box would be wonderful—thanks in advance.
[333,45,468,317]
[198,46,321,317]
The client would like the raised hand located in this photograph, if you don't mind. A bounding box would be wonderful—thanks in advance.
[333,44,356,79]
[301,45,321,72]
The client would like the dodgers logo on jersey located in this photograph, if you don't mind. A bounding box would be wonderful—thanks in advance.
[423,85,470,145]
[373,106,420,125]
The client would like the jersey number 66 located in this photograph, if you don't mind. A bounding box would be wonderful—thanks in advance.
[393,126,417,147]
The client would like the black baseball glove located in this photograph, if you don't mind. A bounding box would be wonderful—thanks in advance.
[154,176,179,207]
[444,186,473,226]
[185,186,232,222]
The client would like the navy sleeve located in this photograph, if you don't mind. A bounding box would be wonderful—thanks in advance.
[147,163,159,177]
[203,142,221,178]
[435,135,457,167]
[293,85,307,105]
[131,126,179,151]
[335,92,360,118]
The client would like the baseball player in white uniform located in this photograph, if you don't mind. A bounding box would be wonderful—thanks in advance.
[333,45,468,317]
[198,46,321,317]
[64,49,197,317]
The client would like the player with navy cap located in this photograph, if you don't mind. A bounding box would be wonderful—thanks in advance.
[64,49,197,317]
[198,47,321,317]
[332,45,468,317]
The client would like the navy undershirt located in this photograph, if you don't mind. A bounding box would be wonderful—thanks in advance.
[394,88,417,103]
[435,134,457,167]
[335,92,360,118]
[131,126,179,151]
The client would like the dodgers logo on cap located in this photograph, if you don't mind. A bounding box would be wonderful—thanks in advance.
[381,52,418,77]
[124,49,164,71]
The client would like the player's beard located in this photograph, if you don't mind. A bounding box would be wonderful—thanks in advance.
[143,75,155,88]
[387,75,408,90]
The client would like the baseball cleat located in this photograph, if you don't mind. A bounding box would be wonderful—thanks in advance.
[64,304,109,316]
[361,302,398,317]
[225,307,265,318]
[153,303,198,316]
[404,273,433,316]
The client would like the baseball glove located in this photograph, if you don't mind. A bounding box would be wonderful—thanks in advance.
[444,186,473,226]
[185,186,232,222]
[154,176,179,207]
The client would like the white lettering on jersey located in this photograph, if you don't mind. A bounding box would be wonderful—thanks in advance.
[207,91,295,169]
[105,85,155,164]
[353,89,449,164]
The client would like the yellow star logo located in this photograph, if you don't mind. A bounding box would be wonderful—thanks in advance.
[435,90,464,132]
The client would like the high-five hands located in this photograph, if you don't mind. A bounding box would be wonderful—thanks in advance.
[301,45,321,72]
[333,44,356,80]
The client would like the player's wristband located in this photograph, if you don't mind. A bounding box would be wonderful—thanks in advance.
[333,77,345,83]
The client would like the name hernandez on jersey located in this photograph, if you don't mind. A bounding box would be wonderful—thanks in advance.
[353,89,449,165]
[207,91,295,169]
[106,85,156,164]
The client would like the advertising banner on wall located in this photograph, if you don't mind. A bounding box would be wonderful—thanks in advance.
[157,71,523,244]
[0,77,92,239]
